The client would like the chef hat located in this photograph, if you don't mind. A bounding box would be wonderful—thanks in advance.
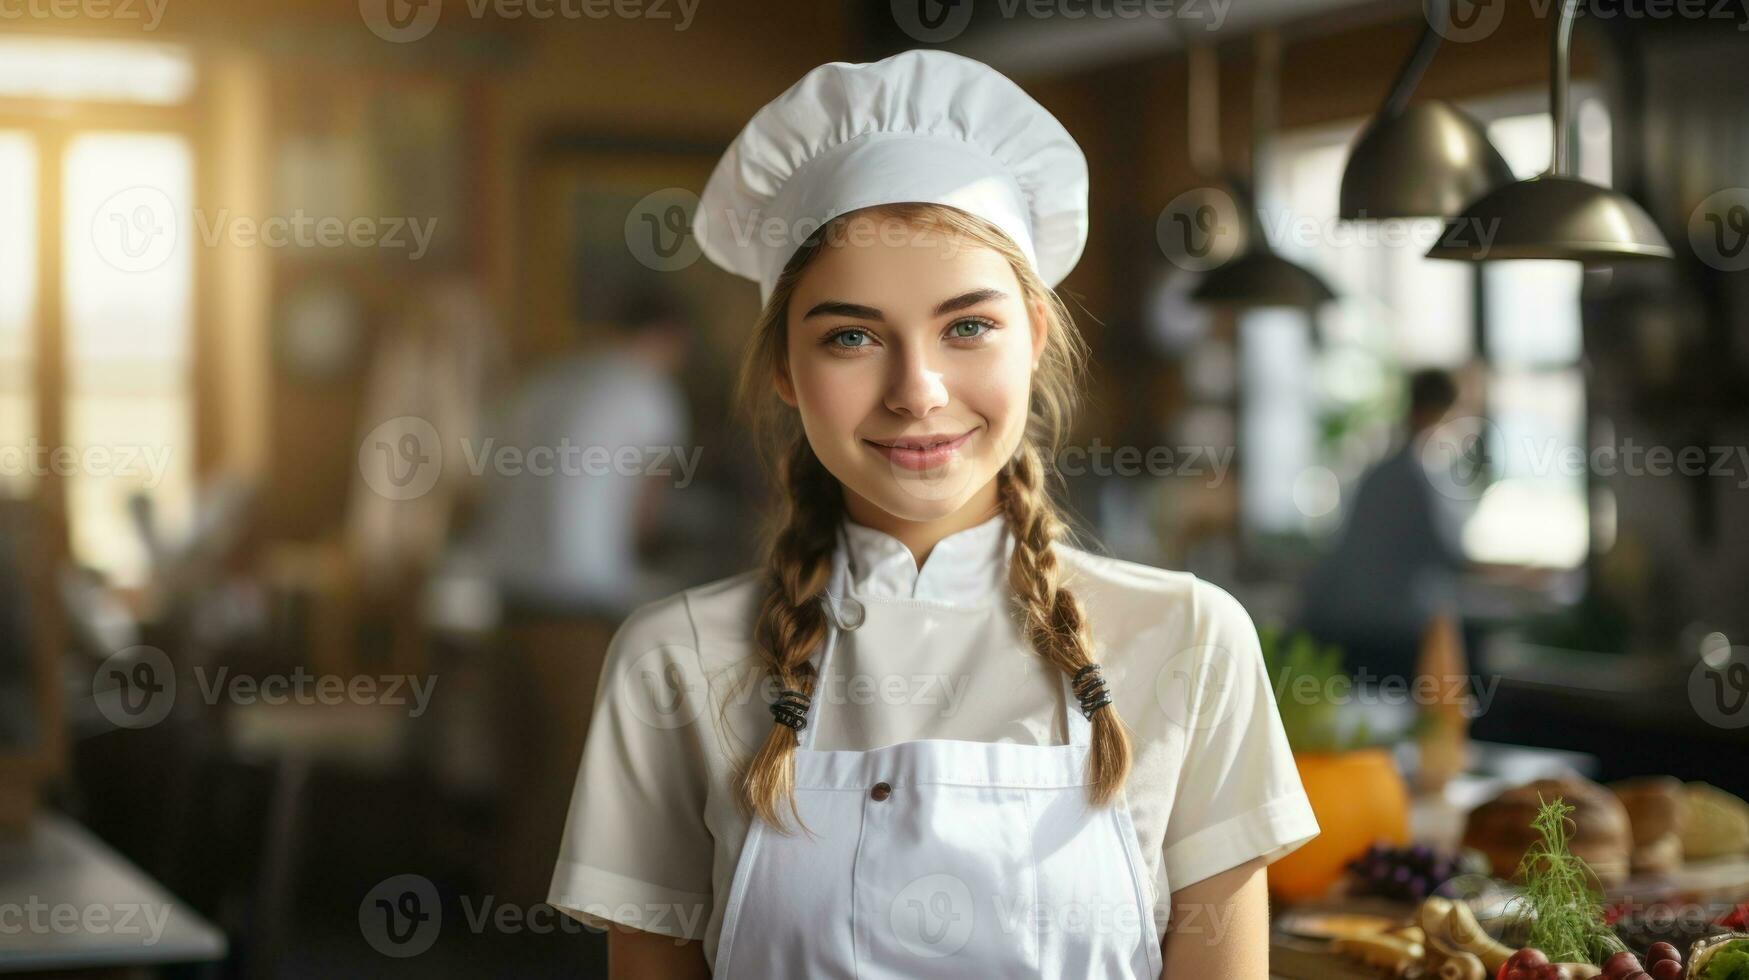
[692,49,1090,307]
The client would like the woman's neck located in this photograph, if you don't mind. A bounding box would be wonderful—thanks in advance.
[841,480,1003,570]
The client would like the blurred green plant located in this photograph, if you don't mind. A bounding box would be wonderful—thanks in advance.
[1258,626,1376,753]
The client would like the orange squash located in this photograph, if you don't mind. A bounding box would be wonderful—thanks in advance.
[1268,749,1410,901]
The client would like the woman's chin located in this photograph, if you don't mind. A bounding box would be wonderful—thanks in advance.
[848,463,995,522]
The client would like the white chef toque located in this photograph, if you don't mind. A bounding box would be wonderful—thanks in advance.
[691,49,1090,307]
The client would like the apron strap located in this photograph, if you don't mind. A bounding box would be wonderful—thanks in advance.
[796,525,854,751]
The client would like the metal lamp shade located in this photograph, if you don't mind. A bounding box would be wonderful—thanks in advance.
[1426,0,1673,264]
[1191,246,1337,310]
[1340,101,1515,221]
[1425,174,1675,262]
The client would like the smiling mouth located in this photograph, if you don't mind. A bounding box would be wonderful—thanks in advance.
[862,429,977,470]
[866,432,969,450]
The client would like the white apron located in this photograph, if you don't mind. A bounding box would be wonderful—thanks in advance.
[711,540,1165,979]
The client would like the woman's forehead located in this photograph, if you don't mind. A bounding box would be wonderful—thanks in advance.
[796,224,1019,308]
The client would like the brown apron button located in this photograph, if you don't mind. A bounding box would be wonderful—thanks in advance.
[870,781,892,801]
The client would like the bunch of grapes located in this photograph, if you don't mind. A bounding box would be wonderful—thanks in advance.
[1497,945,1683,980]
[1599,941,1685,980]
[1344,842,1464,902]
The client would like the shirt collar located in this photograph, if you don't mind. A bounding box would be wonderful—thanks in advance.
[838,511,1013,606]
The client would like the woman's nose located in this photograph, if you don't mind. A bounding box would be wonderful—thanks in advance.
[883,346,949,418]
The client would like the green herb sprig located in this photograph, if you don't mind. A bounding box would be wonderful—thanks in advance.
[1513,796,1627,965]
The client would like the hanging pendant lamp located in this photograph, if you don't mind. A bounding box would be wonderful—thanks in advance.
[1339,0,1514,221]
[1425,0,1673,262]
[1192,31,1336,311]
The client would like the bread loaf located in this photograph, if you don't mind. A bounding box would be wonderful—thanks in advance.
[1611,776,1686,875]
[1462,776,1633,887]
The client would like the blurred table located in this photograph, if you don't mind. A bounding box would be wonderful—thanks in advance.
[0,810,226,974]
[1269,740,1600,980]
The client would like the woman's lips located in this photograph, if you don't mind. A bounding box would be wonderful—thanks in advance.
[863,429,976,471]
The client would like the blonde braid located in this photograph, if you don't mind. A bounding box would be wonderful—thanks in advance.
[999,443,1133,806]
[737,434,842,834]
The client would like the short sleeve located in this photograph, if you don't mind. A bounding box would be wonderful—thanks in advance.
[1161,581,1320,890]
[547,596,716,940]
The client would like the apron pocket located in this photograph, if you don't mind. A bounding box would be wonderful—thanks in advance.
[853,783,1041,978]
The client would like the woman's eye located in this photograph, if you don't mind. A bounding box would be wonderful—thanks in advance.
[949,318,994,339]
[827,328,869,348]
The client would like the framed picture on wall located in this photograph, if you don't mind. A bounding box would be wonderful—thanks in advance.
[520,131,758,367]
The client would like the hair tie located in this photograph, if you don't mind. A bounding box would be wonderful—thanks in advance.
[771,689,811,731]
[1072,664,1112,719]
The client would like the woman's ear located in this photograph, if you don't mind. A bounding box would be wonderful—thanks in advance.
[774,361,798,408]
[1029,297,1050,371]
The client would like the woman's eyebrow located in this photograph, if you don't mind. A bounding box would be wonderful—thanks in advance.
[801,288,1009,322]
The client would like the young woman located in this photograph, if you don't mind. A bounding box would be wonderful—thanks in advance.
[548,49,1319,979]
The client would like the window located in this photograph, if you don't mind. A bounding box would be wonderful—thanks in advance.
[63,134,196,585]
[1241,90,1611,569]
[1,42,197,588]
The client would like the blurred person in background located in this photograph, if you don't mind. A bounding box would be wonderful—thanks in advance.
[1295,368,1471,684]
[466,287,694,616]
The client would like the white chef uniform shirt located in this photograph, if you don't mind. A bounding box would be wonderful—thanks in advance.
[548,512,1319,969]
